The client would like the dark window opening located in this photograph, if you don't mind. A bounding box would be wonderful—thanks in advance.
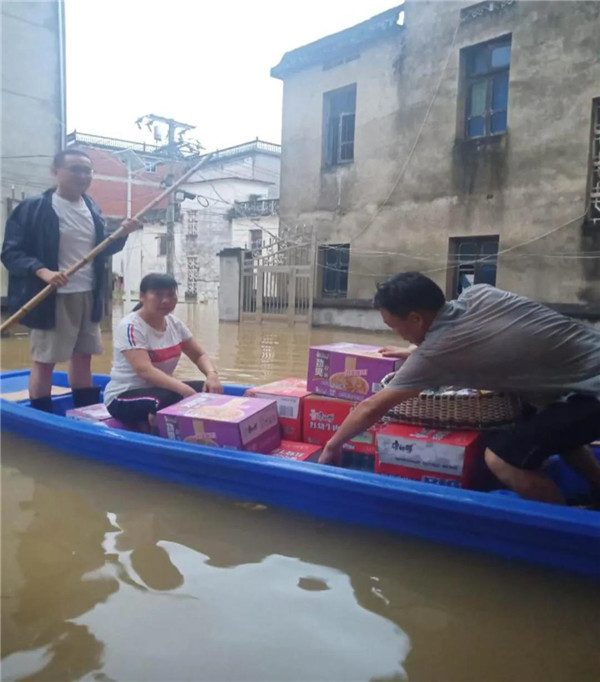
[158,234,167,256]
[449,237,499,298]
[320,244,349,298]
[463,37,511,139]
[323,85,356,166]
[250,228,263,253]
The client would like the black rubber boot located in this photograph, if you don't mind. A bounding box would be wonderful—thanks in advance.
[72,385,102,408]
[30,396,53,413]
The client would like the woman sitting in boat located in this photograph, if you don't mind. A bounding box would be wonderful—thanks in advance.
[104,272,222,430]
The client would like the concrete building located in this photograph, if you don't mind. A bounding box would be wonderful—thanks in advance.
[230,198,280,252]
[1,0,66,304]
[271,1,600,329]
[179,140,281,300]
[68,134,281,302]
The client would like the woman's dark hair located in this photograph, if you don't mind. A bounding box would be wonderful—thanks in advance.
[373,272,446,317]
[132,273,178,311]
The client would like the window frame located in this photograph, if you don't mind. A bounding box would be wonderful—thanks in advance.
[319,243,350,298]
[462,37,511,140]
[322,84,357,167]
[448,236,499,298]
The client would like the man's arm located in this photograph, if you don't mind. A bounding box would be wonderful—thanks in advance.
[318,387,420,465]
[101,218,141,257]
[1,204,46,277]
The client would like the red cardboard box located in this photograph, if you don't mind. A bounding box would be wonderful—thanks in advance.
[376,424,484,488]
[270,440,323,462]
[303,395,384,456]
[246,378,312,442]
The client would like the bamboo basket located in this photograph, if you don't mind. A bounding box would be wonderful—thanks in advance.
[381,373,521,430]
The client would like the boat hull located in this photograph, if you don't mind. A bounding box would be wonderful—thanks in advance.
[2,370,599,579]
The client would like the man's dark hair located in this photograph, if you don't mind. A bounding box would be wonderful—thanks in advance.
[52,148,91,167]
[374,272,446,317]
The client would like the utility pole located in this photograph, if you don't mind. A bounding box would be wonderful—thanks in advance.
[135,114,199,278]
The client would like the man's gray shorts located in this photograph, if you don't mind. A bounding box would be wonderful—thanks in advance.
[30,291,103,364]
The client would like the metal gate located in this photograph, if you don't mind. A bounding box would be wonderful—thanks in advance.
[241,233,315,324]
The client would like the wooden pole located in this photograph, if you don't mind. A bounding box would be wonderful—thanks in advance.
[0,153,213,333]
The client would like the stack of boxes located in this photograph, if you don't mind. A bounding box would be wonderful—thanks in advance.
[72,342,484,489]
[303,343,405,471]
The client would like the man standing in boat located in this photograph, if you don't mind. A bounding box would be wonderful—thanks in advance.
[1,149,141,412]
[319,272,600,505]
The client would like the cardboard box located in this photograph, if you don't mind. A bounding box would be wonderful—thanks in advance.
[376,424,484,488]
[303,394,384,456]
[270,440,323,463]
[66,403,130,431]
[342,450,376,473]
[156,393,281,453]
[307,343,404,402]
[245,378,312,442]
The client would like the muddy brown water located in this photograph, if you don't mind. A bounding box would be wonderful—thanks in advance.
[2,303,599,682]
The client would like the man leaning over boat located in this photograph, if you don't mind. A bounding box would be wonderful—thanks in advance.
[318,272,600,506]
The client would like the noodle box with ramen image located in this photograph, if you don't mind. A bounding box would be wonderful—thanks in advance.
[156,394,281,453]
[245,378,312,441]
[375,423,484,488]
[66,403,132,431]
[303,394,385,456]
[307,343,404,402]
[269,440,323,462]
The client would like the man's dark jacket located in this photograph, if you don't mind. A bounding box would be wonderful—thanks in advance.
[1,188,127,329]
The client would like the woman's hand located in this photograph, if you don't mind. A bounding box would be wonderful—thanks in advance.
[204,371,224,394]
[179,383,197,398]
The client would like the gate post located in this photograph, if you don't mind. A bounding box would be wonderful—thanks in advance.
[288,266,297,325]
[218,248,244,321]
[256,270,264,323]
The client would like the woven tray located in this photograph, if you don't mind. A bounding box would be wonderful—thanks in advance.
[381,373,520,430]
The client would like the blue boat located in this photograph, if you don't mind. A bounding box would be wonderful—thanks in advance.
[2,368,599,579]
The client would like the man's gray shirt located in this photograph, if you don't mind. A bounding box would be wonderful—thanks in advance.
[388,285,600,406]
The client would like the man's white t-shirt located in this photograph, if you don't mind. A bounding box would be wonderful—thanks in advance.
[103,312,193,406]
[52,193,96,293]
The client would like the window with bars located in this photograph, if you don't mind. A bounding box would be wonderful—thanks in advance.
[320,244,349,298]
[323,84,356,166]
[449,237,499,298]
[187,255,199,295]
[187,210,198,237]
[462,37,511,139]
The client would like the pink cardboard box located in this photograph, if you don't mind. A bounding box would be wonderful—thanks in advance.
[245,378,312,442]
[307,343,404,402]
[156,393,281,453]
[66,403,130,431]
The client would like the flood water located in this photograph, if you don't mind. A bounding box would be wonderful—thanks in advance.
[2,303,599,682]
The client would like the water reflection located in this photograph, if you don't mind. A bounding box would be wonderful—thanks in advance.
[1,460,119,681]
[2,439,600,682]
[2,307,600,681]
